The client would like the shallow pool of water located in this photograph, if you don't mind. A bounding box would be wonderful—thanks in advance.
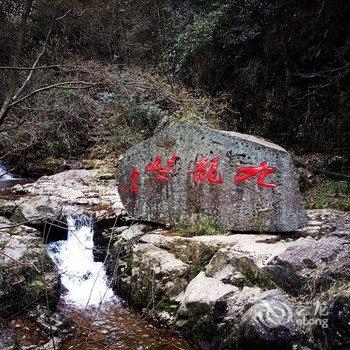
[60,302,195,350]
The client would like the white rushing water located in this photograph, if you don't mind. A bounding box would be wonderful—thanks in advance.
[0,163,16,180]
[47,215,115,308]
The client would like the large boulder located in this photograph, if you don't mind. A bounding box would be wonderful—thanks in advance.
[116,124,306,232]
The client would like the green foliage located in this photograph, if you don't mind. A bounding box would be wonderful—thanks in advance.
[158,300,176,315]
[176,218,222,236]
[27,279,47,294]
[172,0,350,151]
[304,180,350,211]
[175,5,230,69]
[170,96,220,127]
[192,313,218,344]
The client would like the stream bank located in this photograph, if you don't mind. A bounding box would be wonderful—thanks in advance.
[0,170,196,350]
[0,169,349,349]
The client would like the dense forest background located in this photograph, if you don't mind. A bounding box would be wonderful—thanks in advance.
[0,0,349,208]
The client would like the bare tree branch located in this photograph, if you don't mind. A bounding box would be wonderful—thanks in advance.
[0,65,61,71]
[0,0,33,125]
[0,1,99,128]
[13,25,54,100]
[8,81,101,110]
[55,8,72,21]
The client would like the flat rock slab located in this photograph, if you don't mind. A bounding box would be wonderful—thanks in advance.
[116,124,306,231]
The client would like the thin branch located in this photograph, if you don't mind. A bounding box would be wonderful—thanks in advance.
[55,9,72,21]
[13,24,53,100]
[0,167,15,178]
[295,160,350,180]
[8,81,101,110]
[0,118,27,133]
[0,65,61,71]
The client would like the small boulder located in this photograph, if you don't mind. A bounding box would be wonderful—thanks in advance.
[120,225,145,241]
[176,271,238,317]
[126,243,189,306]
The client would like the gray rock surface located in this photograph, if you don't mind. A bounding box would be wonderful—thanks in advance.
[116,124,306,231]
[240,289,303,348]
[0,217,59,317]
[106,208,349,350]
[176,271,238,317]
[265,223,350,294]
[10,169,124,224]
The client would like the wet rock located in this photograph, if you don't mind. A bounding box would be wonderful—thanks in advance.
[116,124,306,231]
[32,306,71,335]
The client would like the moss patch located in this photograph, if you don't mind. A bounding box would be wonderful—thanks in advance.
[175,218,223,237]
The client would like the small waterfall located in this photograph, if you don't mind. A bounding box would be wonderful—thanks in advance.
[0,164,16,180]
[47,215,115,308]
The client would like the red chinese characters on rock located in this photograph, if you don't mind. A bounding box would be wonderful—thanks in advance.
[145,155,179,182]
[120,167,140,195]
[122,156,278,196]
[234,161,277,188]
[130,167,140,194]
[191,156,223,185]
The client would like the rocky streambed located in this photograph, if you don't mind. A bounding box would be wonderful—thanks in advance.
[0,169,349,349]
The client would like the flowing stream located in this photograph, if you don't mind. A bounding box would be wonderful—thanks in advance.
[0,163,30,194]
[47,215,115,308]
[46,215,195,350]
[0,163,15,180]
[0,163,195,349]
